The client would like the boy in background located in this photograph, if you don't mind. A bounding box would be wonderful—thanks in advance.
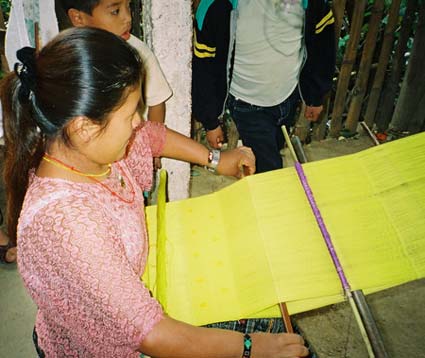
[60,0,173,167]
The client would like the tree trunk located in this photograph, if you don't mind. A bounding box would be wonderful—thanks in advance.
[390,1,425,133]
[363,0,402,128]
[345,0,385,133]
[375,0,417,132]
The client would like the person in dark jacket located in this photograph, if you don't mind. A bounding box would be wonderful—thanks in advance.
[192,0,335,173]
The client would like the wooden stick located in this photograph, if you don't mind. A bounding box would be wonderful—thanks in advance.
[282,126,390,357]
[278,302,294,333]
[360,122,381,146]
[34,22,41,52]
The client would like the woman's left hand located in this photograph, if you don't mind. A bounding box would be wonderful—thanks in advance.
[217,146,256,178]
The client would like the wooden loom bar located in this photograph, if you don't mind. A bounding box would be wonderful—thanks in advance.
[282,126,389,358]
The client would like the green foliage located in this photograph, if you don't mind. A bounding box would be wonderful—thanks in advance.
[336,0,415,65]
[0,0,10,21]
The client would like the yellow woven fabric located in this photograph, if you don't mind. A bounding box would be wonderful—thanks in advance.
[144,132,425,326]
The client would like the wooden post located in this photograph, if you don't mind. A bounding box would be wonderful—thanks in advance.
[375,0,418,133]
[363,0,402,128]
[345,0,385,133]
[389,1,425,133]
[143,0,192,201]
[330,0,367,137]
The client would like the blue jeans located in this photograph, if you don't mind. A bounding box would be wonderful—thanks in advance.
[227,91,300,173]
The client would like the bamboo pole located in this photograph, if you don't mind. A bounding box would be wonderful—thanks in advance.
[332,0,347,43]
[282,126,389,358]
[330,0,367,137]
[375,0,418,133]
[345,0,385,133]
[364,0,402,128]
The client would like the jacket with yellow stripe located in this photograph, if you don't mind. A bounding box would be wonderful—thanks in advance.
[192,0,336,131]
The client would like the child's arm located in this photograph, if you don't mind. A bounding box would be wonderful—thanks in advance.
[147,102,166,124]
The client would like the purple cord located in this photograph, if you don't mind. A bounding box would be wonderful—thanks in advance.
[294,162,351,291]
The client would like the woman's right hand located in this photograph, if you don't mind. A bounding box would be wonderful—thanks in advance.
[140,317,309,358]
[251,332,309,358]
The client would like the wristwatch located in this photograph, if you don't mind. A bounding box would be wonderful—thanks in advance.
[206,149,221,173]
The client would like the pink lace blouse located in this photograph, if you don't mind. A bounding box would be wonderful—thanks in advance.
[18,121,166,357]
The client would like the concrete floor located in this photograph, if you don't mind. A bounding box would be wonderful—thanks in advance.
[0,263,37,357]
[1,132,425,357]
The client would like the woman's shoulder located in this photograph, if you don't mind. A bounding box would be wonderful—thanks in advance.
[21,174,104,223]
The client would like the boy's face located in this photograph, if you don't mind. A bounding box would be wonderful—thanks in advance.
[69,0,132,40]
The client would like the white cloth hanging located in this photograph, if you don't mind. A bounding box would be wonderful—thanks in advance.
[5,0,59,69]
[2,0,59,139]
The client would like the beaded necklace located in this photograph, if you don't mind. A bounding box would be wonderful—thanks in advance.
[42,153,135,204]
[43,153,112,177]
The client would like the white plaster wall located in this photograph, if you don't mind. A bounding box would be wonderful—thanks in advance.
[143,1,192,201]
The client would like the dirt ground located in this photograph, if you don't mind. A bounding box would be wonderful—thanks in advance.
[189,129,425,358]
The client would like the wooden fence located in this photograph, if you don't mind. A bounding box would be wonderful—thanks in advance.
[297,0,425,142]
[2,1,424,144]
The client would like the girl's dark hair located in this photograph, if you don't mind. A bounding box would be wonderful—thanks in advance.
[59,0,101,15]
[0,27,142,244]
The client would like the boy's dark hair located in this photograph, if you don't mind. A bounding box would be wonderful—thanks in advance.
[59,0,101,15]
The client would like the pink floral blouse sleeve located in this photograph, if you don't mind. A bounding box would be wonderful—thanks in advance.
[125,121,166,191]
[18,188,163,356]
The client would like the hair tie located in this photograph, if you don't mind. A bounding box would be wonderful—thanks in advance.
[14,47,37,101]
